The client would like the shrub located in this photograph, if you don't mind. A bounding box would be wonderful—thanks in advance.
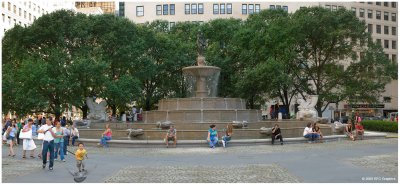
[361,120,398,133]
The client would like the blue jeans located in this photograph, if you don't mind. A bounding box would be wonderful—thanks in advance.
[42,140,54,167]
[71,136,78,146]
[208,136,218,148]
[304,133,319,141]
[63,136,69,155]
[54,142,64,160]
[100,136,111,147]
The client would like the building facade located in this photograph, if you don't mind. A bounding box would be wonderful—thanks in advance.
[75,2,115,14]
[122,2,398,120]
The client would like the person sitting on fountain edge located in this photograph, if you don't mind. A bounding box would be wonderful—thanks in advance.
[165,125,177,148]
[303,122,319,143]
[271,123,283,145]
[207,124,219,148]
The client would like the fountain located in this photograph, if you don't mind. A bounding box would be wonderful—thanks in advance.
[142,31,260,124]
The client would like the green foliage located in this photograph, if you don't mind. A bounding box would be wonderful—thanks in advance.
[361,120,398,133]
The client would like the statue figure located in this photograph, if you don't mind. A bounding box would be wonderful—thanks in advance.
[86,97,107,121]
[196,30,207,66]
[296,95,318,120]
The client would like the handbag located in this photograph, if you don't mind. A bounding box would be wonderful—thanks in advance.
[38,133,45,140]
[19,130,32,139]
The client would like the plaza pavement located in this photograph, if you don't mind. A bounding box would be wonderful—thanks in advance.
[2,138,398,183]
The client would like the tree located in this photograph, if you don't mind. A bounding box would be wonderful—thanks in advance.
[2,10,88,120]
[289,7,390,116]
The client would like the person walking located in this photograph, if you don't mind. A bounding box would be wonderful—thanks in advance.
[16,119,23,145]
[6,120,17,157]
[53,121,65,162]
[75,143,88,172]
[21,118,36,159]
[37,119,61,170]
[63,125,70,155]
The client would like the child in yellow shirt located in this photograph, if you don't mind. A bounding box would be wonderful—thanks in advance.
[75,143,88,172]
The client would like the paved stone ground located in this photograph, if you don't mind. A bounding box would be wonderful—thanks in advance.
[2,138,398,183]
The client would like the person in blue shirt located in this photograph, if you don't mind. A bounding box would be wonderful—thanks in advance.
[207,124,219,148]
[6,120,17,157]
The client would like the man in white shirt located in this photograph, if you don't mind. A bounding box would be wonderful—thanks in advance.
[303,122,319,143]
[71,124,79,146]
[37,119,61,170]
[132,106,137,122]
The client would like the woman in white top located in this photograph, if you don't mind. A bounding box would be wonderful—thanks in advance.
[303,122,319,142]
[21,118,37,159]
[71,124,79,146]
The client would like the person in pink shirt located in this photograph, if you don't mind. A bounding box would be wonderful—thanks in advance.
[98,124,112,148]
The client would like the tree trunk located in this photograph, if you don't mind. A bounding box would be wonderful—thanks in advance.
[316,101,323,117]
[82,105,88,119]
[111,105,117,117]
[145,96,151,111]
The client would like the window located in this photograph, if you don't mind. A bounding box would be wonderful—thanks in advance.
[33,3,35,11]
[2,14,4,23]
[38,6,40,13]
[24,11,26,18]
[392,41,396,49]
[255,4,261,13]
[376,39,381,46]
[384,26,389,34]
[248,4,254,14]
[283,6,288,12]
[325,5,331,10]
[163,4,168,15]
[384,12,389,20]
[270,5,275,9]
[170,4,175,15]
[18,21,21,25]
[191,4,197,14]
[376,25,381,34]
[198,3,204,14]
[29,13,31,21]
[392,55,397,63]
[13,18,16,25]
[276,5,281,9]
[367,9,372,18]
[199,21,204,24]
[33,16,36,21]
[8,2,10,10]
[227,3,232,14]
[384,97,392,103]
[156,5,161,15]
[359,8,364,18]
[385,54,389,59]
[332,5,337,11]
[367,2,372,4]
[169,22,175,29]
[136,6,144,16]
[376,2,381,5]
[213,4,218,14]
[392,2,396,8]
[384,40,389,48]
[367,24,373,33]
[242,4,247,14]
[392,27,396,35]
[220,3,225,14]
[338,6,344,9]
[376,11,381,19]
[19,8,21,16]
[7,16,10,24]
[392,13,396,22]
[185,4,190,14]
[384,2,388,7]
[13,5,16,13]
[351,7,356,15]
[42,8,44,15]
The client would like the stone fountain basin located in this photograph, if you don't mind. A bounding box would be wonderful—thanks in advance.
[157,98,247,110]
[182,66,221,77]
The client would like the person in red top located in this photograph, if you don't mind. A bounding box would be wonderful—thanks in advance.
[355,121,364,140]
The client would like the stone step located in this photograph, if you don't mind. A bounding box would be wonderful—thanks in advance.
[78,126,333,140]
[70,132,387,148]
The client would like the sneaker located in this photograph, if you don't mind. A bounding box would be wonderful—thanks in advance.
[62,159,66,162]
[49,167,53,171]
[222,141,226,148]
[42,164,46,169]
[281,142,283,145]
